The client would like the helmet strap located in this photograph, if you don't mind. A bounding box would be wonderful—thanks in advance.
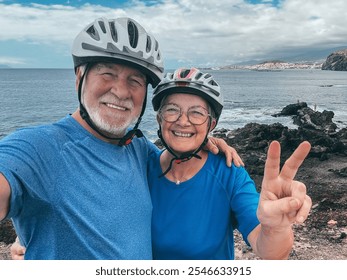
[77,63,146,146]
[157,124,211,177]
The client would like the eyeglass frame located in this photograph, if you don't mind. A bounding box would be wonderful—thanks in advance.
[159,103,212,125]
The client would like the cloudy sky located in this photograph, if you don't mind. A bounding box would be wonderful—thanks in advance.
[0,0,346,69]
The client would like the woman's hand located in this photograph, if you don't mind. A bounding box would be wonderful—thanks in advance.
[257,140,312,228]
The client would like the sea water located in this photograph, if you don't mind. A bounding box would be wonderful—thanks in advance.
[1,68,346,141]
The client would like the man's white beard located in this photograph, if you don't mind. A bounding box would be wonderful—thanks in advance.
[87,104,139,137]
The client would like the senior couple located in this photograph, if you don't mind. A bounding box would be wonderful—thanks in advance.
[0,17,311,260]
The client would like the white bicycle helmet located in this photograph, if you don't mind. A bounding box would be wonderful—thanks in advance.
[152,68,223,119]
[72,17,164,87]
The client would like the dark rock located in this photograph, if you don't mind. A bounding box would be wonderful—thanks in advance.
[328,167,347,177]
[274,103,338,134]
[322,49,347,71]
[272,102,307,117]
[293,108,337,133]
[0,220,16,244]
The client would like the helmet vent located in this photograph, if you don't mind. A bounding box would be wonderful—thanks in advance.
[109,22,118,43]
[181,69,190,78]
[146,35,152,52]
[128,20,139,48]
[196,72,203,79]
[86,25,100,41]
[210,80,218,86]
[98,20,106,33]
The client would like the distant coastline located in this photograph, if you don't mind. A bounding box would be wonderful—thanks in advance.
[205,60,324,71]
[205,48,347,71]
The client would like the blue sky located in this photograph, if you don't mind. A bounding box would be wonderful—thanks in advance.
[0,0,346,69]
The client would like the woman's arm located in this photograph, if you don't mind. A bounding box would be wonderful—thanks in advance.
[247,141,312,259]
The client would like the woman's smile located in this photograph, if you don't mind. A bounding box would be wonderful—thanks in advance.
[172,130,194,138]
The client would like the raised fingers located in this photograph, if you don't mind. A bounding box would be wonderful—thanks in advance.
[280,141,311,181]
[263,140,281,181]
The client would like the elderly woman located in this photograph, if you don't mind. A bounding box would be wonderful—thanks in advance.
[149,67,312,260]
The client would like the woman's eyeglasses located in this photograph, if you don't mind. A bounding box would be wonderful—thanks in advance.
[159,103,210,125]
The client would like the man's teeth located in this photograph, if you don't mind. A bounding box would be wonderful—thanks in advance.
[106,103,126,111]
[173,131,192,137]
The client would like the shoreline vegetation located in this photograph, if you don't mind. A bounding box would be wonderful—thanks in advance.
[1,102,346,260]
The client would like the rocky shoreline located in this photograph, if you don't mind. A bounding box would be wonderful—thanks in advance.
[1,102,346,260]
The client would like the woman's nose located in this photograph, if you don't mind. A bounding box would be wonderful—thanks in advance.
[176,111,191,126]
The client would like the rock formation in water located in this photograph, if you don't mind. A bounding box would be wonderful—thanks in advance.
[322,49,347,71]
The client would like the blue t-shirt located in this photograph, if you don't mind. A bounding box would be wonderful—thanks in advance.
[0,115,157,259]
[148,151,260,260]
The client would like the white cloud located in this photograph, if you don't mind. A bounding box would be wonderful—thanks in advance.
[0,56,26,66]
[0,0,346,68]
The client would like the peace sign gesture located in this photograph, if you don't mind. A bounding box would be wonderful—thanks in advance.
[257,141,312,229]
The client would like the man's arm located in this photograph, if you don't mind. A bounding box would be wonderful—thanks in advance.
[0,173,11,220]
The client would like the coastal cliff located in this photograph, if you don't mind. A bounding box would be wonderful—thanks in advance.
[322,49,347,71]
